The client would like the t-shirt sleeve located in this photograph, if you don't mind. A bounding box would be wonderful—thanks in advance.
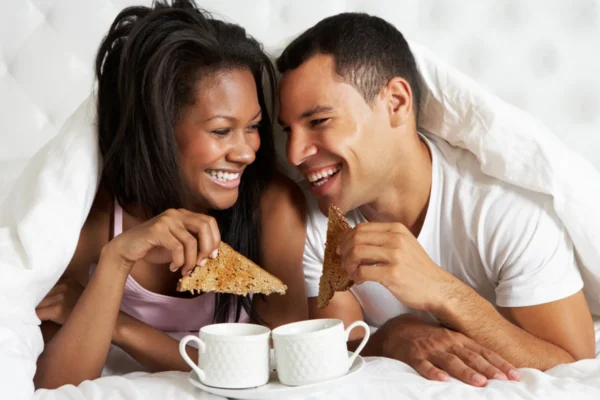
[484,190,583,308]
[302,189,328,298]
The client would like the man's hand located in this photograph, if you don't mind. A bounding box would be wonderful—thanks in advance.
[382,315,521,387]
[336,222,592,372]
[337,222,459,311]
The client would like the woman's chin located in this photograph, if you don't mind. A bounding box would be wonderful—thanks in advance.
[205,193,239,211]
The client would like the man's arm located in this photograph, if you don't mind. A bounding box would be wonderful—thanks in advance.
[309,291,519,386]
[434,286,595,369]
[338,219,595,373]
[431,192,596,369]
[301,192,518,386]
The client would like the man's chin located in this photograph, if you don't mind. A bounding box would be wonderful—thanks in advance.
[317,196,346,216]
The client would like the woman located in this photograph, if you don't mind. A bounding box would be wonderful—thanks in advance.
[33,0,307,389]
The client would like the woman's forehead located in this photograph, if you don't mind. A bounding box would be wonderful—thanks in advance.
[188,69,260,120]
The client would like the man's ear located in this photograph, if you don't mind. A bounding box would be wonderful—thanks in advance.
[382,77,413,128]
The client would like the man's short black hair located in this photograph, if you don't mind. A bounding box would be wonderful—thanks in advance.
[276,12,421,117]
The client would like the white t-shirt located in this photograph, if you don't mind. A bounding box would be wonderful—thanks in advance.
[302,133,583,328]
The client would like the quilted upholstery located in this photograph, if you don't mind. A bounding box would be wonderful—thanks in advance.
[1,0,599,184]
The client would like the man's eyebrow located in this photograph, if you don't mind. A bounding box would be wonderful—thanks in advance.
[278,105,334,126]
[299,105,334,119]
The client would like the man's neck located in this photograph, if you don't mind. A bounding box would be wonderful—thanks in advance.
[358,137,432,238]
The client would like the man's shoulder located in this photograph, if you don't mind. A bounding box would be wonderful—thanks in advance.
[428,134,510,194]
[427,134,558,245]
[428,134,551,216]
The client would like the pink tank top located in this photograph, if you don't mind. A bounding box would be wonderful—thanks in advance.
[89,200,249,333]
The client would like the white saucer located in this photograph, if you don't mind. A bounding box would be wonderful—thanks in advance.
[187,352,365,400]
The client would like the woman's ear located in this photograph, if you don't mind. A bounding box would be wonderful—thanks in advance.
[383,77,413,128]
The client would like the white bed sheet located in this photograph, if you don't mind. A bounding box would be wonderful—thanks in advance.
[31,318,600,400]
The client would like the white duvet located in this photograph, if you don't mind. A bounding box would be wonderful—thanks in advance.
[1,42,600,400]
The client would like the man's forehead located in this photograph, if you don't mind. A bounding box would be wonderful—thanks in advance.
[278,85,339,124]
[279,63,342,121]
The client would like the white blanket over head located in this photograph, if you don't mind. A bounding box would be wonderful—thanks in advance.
[0,42,599,400]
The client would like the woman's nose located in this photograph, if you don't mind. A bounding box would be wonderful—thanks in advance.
[228,132,257,165]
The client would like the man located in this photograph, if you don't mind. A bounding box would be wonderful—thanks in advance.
[276,13,595,387]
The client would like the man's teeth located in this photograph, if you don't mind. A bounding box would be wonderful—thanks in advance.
[207,170,240,182]
[308,166,341,184]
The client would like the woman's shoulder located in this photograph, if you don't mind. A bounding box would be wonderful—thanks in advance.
[258,172,307,246]
[260,172,306,218]
[64,186,113,283]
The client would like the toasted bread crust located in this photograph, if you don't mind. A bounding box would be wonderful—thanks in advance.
[318,205,353,308]
[177,242,287,296]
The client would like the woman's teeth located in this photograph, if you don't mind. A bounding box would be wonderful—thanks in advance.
[207,170,240,182]
[308,166,341,186]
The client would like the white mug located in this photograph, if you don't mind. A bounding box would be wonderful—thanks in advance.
[272,318,370,386]
[179,323,271,389]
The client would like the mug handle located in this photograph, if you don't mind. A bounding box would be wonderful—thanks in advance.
[344,321,371,368]
[179,335,207,381]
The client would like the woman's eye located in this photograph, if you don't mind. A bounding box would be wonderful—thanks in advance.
[212,129,230,136]
[248,122,262,131]
[311,118,330,127]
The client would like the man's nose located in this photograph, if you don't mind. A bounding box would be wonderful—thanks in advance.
[286,128,317,167]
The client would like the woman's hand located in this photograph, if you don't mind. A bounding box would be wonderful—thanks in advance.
[105,208,221,276]
[36,277,84,325]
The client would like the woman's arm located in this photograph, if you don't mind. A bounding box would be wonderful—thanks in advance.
[34,247,130,389]
[113,312,197,373]
[35,207,223,389]
[114,177,310,369]
[253,174,308,328]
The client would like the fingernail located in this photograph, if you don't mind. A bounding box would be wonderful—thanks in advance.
[509,369,520,381]
[437,372,449,382]
[185,269,192,276]
[473,374,486,385]
[336,247,340,255]
[198,259,207,267]
[493,373,508,381]
[210,249,219,259]
[170,264,179,272]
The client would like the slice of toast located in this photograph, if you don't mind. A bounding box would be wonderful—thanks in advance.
[317,205,353,309]
[176,242,287,296]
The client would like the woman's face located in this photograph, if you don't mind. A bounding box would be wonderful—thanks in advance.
[175,68,262,211]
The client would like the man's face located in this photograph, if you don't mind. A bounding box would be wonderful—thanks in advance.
[278,54,395,214]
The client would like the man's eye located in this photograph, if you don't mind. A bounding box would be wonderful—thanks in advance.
[212,129,230,135]
[281,126,291,135]
[311,118,330,127]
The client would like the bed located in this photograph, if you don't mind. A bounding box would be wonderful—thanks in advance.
[1,1,600,399]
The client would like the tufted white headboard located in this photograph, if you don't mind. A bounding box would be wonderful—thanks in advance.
[2,0,599,197]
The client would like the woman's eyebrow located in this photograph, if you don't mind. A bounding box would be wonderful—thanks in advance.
[203,109,262,122]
